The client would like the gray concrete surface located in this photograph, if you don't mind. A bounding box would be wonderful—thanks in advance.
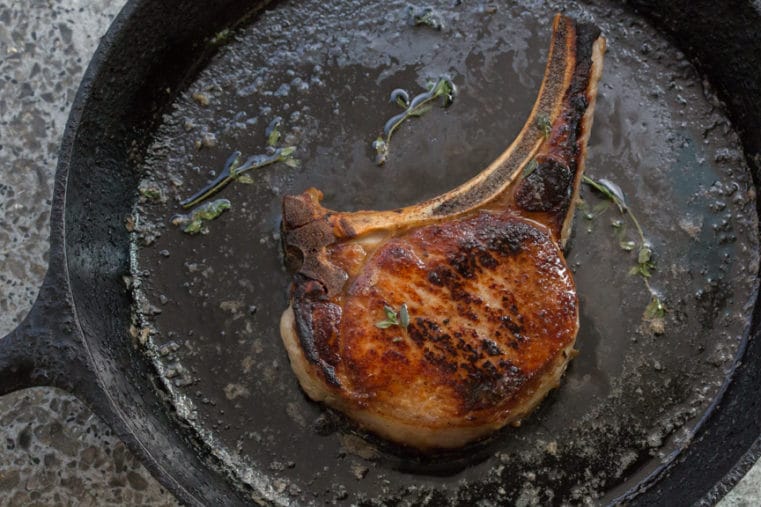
[0,0,177,504]
[0,0,759,505]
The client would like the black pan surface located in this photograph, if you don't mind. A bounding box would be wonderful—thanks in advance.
[129,0,758,504]
[2,0,761,505]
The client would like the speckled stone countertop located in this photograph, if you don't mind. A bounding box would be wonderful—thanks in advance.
[0,1,177,504]
[0,1,759,505]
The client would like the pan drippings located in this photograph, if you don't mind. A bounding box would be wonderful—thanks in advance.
[130,0,758,504]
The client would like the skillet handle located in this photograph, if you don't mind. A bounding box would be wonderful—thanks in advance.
[0,269,93,396]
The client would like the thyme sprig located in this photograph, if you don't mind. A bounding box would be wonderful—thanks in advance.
[373,77,456,165]
[376,303,410,330]
[180,118,299,209]
[180,147,297,209]
[582,175,666,322]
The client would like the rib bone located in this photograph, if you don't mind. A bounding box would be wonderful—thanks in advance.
[280,14,605,449]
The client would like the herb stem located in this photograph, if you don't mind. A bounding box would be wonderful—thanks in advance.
[181,147,296,209]
[643,277,656,297]
[582,174,647,241]
[181,151,241,209]
[384,92,438,141]
[582,174,665,321]
[627,208,647,246]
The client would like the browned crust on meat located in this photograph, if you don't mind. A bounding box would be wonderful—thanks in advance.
[279,14,604,450]
[282,213,578,449]
[282,305,575,449]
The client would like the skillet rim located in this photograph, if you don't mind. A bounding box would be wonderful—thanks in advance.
[48,0,761,504]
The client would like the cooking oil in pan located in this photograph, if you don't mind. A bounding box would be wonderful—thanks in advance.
[130,0,758,504]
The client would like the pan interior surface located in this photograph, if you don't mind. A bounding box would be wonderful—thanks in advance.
[128,0,758,504]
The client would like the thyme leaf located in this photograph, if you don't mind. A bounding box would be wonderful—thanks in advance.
[536,114,552,139]
[209,28,233,47]
[522,159,538,178]
[643,296,666,335]
[376,303,411,331]
[138,180,163,202]
[266,116,282,147]
[399,303,410,328]
[645,297,666,319]
[638,245,652,265]
[384,304,399,323]
[373,137,389,165]
[582,176,627,213]
[171,198,231,235]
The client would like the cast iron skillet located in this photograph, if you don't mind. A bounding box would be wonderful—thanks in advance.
[0,0,760,505]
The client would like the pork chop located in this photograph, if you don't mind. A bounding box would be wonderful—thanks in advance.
[280,14,605,450]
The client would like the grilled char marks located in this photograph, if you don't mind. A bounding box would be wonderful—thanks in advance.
[292,212,577,419]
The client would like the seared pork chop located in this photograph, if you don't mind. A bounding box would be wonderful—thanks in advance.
[280,14,605,450]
